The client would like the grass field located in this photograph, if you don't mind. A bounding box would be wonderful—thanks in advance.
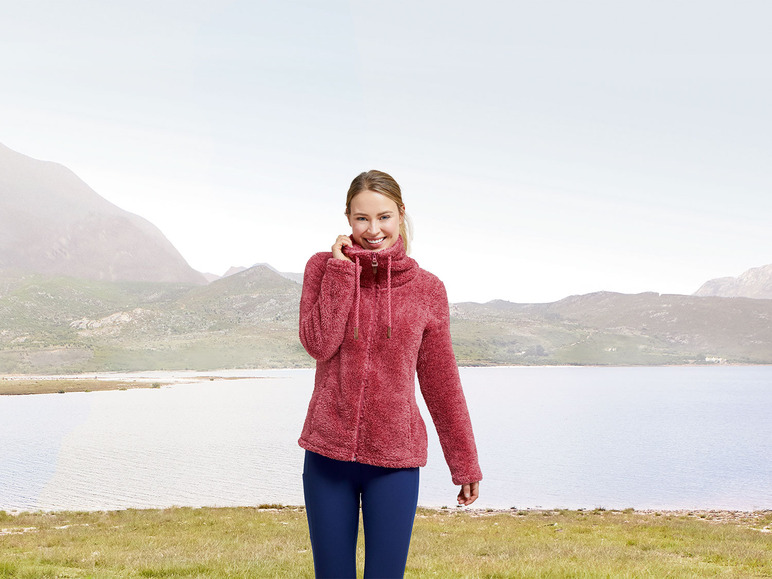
[0,506,769,578]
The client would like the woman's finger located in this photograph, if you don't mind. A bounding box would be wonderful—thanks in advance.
[332,235,353,261]
[456,482,480,506]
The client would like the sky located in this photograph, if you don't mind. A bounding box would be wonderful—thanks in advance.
[1,0,771,303]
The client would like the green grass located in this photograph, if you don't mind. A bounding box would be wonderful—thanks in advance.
[0,507,769,578]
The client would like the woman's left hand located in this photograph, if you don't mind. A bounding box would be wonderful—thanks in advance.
[457,481,480,506]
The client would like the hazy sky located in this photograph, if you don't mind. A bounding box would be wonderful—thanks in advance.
[2,0,770,303]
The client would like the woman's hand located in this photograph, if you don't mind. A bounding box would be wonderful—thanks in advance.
[332,235,353,262]
[457,481,480,506]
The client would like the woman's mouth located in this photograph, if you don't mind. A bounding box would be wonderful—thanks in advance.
[364,237,385,246]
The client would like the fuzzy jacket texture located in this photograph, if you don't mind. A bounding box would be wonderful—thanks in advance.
[298,235,482,485]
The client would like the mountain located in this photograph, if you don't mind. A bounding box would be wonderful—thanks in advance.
[222,266,248,277]
[1,142,768,372]
[0,143,206,284]
[694,263,772,299]
[0,264,304,373]
[450,291,772,366]
[216,263,303,284]
[2,271,771,373]
[256,263,303,284]
[202,264,302,285]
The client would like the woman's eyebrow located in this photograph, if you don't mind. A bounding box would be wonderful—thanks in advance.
[352,210,394,216]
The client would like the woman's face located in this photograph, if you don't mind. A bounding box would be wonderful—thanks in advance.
[347,190,403,251]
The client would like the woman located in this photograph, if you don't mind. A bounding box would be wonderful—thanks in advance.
[298,170,482,578]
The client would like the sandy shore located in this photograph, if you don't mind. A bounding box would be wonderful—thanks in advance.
[0,372,267,395]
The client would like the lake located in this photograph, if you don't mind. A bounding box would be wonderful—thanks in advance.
[1,366,770,512]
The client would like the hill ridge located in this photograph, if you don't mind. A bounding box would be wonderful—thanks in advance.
[1,270,770,373]
[694,263,772,299]
[0,143,206,284]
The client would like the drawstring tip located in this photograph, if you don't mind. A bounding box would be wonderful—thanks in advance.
[387,326,392,338]
[354,327,359,340]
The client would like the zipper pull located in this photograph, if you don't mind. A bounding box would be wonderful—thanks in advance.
[371,254,378,276]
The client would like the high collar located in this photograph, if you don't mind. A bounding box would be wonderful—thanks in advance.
[340,235,417,340]
[341,235,417,287]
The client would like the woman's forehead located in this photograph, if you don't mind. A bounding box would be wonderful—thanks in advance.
[349,190,399,214]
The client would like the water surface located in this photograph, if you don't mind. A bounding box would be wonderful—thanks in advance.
[1,366,769,511]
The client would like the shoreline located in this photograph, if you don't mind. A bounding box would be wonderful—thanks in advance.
[3,364,770,395]
[0,372,268,395]
[2,504,770,525]
[0,377,171,396]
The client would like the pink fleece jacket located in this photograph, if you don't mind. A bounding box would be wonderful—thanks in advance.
[298,235,482,485]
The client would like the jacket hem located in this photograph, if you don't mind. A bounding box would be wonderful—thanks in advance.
[298,439,427,470]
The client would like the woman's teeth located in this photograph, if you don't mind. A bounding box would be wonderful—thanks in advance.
[366,237,385,244]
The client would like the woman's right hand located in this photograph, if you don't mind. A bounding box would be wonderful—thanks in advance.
[457,481,480,506]
[332,235,353,262]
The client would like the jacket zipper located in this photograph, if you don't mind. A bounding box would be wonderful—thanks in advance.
[353,256,378,461]
[352,379,367,460]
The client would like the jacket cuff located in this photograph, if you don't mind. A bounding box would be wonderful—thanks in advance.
[325,256,356,275]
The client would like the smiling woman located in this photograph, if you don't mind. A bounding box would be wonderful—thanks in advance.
[347,192,401,251]
[343,169,412,254]
[297,169,482,578]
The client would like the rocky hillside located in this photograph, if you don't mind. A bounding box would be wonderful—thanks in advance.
[0,143,206,284]
[694,263,772,299]
[450,291,772,366]
[0,265,303,373]
[2,268,771,373]
[1,140,768,372]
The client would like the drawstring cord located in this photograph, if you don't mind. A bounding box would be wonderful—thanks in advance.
[353,256,360,340]
[387,255,392,338]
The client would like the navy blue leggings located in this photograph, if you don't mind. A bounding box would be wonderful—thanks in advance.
[302,450,420,578]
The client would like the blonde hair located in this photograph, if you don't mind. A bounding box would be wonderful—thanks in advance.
[345,170,412,254]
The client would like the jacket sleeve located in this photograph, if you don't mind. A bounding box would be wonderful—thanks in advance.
[416,280,483,486]
[298,253,357,361]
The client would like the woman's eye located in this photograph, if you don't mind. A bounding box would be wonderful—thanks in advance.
[380,215,390,220]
